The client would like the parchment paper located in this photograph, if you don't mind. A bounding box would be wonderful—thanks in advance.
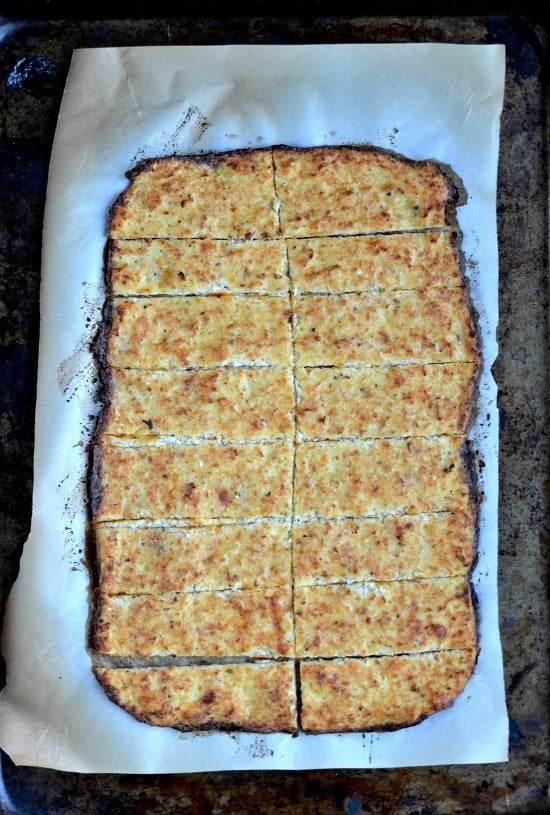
[0,44,508,772]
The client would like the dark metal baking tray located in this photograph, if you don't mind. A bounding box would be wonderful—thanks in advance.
[0,8,548,814]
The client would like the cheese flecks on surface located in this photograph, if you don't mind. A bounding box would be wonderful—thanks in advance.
[96,522,292,594]
[108,238,289,296]
[91,144,481,734]
[100,367,295,441]
[95,587,294,658]
[104,295,293,369]
[95,662,298,732]
[299,649,478,733]
[296,363,478,440]
[288,231,462,294]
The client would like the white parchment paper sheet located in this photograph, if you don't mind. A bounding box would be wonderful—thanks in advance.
[0,44,508,772]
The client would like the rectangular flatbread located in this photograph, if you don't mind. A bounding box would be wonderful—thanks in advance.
[293,289,479,367]
[294,436,475,518]
[103,295,293,370]
[288,231,463,294]
[90,143,481,734]
[109,150,279,239]
[95,662,298,733]
[99,367,295,441]
[95,587,294,658]
[299,650,478,733]
[108,238,288,296]
[296,362,478,440]
[294,577,476,658]
[272,145,462,236]
[92,440,294,522]
[95,522,292,594]
[292,514,476,585]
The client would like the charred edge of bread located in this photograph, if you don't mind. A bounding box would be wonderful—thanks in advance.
[300,647,481,735]
[88,438,105,525]
[125,145,275,180]
[92,588,111,653]
[103,239,116,299]
[457,361,482,437]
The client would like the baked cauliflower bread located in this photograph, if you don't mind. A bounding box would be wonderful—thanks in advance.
[89,144,480,735]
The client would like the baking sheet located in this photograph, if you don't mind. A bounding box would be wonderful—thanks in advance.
[0,43,508,772]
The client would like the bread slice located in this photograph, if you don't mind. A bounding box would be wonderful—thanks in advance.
[296,362,478,440]
[91,440,294,523]
[94,662,298,732]
[99,367,295,441]
[95,521,292,594]
[293,288,479,367]
[101,295,293,370]
[293,513,476,585]
[94,521,291,594]
[95,587,294,658]
[273,145,463,237]
[294,436,475,518]
[299,649,478,733]
[288,231,463,294]
[91,144,481,735]
[109,150,279,239]
[294,576,476,658]
[108,238,288,296]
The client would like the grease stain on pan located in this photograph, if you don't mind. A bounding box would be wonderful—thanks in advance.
[246,736,274,759]
[57,335,96,402]
[57,282,102,402]
[134,105,212,164]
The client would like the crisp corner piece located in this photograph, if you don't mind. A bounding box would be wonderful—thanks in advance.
[90,143,480,735]
[94,662,299,733]
[299,649,479,734]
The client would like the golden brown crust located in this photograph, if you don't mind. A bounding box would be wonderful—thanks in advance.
[91,143,481,735]
[94,662,298,732]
